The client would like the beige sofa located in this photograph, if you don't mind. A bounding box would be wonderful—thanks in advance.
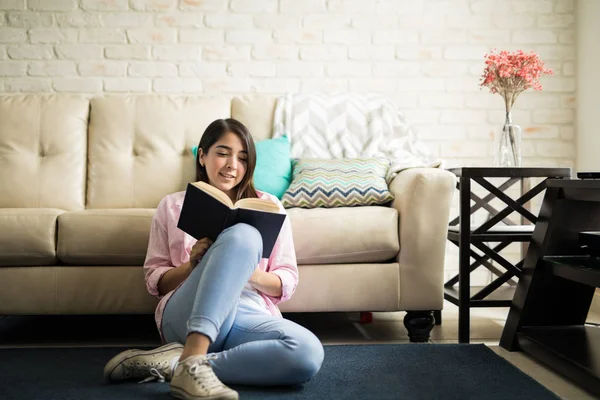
[0,94,455,342]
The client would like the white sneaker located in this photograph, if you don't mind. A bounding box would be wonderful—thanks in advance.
[170,355,238,400]
[103,342,184,383]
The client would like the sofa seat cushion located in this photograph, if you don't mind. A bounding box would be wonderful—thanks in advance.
[287,206,399,264]
[57,209,155,265]
[0,208,63,266]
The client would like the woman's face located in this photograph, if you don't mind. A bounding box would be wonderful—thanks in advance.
[199,131,248,198]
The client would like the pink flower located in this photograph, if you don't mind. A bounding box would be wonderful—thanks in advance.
[480,49,553,112]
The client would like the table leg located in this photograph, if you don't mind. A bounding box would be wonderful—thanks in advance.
[521,177,532,260]
[459,177,471,343]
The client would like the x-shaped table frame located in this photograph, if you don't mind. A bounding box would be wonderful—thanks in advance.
[443,167,571,343]
[447,177,546,296]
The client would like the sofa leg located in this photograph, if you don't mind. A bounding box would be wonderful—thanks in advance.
[348,312,374,324]
[359,312,373,324]
[404,311,435,343]
[433,310,442,325]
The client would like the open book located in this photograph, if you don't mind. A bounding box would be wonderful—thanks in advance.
[177,181,287,258]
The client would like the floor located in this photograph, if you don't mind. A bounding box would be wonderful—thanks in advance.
[0,302,597,399]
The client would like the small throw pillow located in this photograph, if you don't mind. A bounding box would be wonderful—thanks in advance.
[254,135,292,199]
[191,135,292,200]
[282,158,394,208]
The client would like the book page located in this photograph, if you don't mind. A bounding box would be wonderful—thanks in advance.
[191,181,234,208]
[235,198,281,213]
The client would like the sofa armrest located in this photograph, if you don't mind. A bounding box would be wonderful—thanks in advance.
[389,168,456,310]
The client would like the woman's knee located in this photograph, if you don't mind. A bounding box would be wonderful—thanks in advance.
[288,330,325,383]
[219,223,262,257]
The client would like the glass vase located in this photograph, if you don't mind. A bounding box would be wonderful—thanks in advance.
[495,112,522,167]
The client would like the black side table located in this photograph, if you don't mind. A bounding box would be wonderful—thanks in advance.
[500,179,600,396]
[444,167,571,343]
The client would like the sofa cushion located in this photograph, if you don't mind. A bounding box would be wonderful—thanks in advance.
[0,208,63,266]
[0,95,88,210]
[231,95,277,142]
[87,95,231,209]
[282,158,394,208]
[287,206,399,264]
[57,209,155,265]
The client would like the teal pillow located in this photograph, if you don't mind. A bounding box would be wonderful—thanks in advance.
[254,135,292,199]
[191,135,292,199]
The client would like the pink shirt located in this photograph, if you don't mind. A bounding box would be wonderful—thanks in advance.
[143,190,299,338]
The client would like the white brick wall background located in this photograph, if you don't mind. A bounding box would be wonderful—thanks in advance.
[0,0,577,285]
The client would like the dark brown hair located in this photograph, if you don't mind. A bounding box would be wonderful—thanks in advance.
[195,118,258,201]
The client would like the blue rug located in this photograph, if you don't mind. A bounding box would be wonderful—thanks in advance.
[0,344,558,400]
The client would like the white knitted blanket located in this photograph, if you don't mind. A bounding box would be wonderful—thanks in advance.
[272,92,443,183]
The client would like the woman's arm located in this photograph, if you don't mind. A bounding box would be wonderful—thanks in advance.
[157,237,213,295]
[249,269,282,297]
[253,202,299,304]
[144,198,177,298]
[158,261,192,296]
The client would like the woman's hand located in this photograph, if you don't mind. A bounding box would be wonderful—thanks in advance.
[158,237,212,295]
[190,237,213,265]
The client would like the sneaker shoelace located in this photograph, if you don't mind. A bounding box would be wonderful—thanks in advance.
[135,356,180,384]
[139,368,166,384]
[187,355,223,392]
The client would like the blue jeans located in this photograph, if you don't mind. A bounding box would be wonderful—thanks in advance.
[161,223,324,386]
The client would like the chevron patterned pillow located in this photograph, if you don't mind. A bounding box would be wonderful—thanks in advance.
[281,158,394,208]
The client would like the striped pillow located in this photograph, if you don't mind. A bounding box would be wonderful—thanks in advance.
[281,158,394,208]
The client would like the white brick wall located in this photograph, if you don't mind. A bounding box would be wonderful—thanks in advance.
[56,43,103,59]
[0,0,577,286]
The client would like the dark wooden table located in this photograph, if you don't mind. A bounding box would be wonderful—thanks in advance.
[445,167,571,343]
[500,178,600,396]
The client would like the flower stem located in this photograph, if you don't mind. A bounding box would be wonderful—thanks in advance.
[505,112,518,166]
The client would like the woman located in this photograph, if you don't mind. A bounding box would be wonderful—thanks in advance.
[104,119,324,400]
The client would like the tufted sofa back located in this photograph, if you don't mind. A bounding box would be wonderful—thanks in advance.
[0,95,89,211]
[0,94,280,211]
[86,95,231,209]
